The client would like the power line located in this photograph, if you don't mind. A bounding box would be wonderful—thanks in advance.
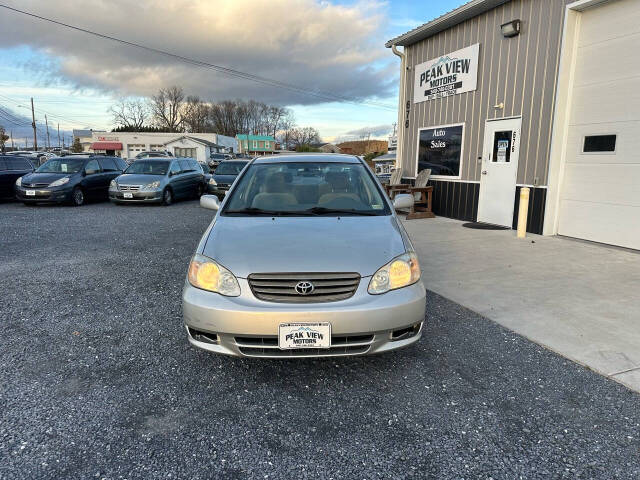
[0,93,98,129]
[0,3,396,111]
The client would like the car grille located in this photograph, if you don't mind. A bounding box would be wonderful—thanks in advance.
[24,183,49,188]
[119,184,141,192]
[216,183,230,189]
[247,272,361,303]
[234,333,373,357]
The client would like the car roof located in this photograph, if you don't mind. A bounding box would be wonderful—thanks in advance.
[252,153,361,164]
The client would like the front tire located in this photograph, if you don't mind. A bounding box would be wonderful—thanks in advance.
[162,187,173,206]
[196,184,204,198]
[72,187,84,206]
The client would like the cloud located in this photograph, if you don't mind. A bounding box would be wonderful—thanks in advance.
[0,0,397,107]
[344,124,393,137]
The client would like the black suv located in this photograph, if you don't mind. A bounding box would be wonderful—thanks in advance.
[15,156,127,206]
[0,156,36,200]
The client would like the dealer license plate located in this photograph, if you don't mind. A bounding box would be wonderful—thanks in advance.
[278,322,331,349]
[123,192,133,199]
[26,190,36,196]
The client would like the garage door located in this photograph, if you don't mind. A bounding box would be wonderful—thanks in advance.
[558,0,640,250]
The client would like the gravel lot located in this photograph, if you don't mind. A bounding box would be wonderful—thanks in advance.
[1,200,640,479]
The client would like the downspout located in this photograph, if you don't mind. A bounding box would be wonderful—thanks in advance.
[391,44,407,177]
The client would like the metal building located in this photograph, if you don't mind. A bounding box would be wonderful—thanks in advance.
[386,0,640,250]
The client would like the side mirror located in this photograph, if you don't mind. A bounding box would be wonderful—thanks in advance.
[200,194,220,211]
[392,193,414,211]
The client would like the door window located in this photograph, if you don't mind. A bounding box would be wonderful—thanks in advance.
[170,161,181,175]
[492,131,513,163]
[178,159,192,172]
[98,157,118,172]
[85,159,101,174]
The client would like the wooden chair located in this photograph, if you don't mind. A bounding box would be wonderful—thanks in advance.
[383,168,410,198]
[406,169,435,220]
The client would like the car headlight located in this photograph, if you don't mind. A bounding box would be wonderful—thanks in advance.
[188,254,240,296]
[208,178,217,185]
[368,252,420,295]
[143,181,161,190]
[109,179,118,189]
[48,177,69,187]
[15,177,22,186]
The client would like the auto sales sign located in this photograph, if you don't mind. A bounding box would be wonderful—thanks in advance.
[413,44,480,104]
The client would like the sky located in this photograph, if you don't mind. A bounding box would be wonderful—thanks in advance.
[0,0,467,145]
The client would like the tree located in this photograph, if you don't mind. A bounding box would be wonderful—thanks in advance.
[71,137,83,153]
[287,127,321,149]
[149,86,185,132]
[182,96,210,133]
[0,125,8,152]
[108,98,148,130]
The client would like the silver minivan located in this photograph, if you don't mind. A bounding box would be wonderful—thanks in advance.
[182,154,426,357]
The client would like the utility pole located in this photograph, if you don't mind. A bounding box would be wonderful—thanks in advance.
[45,114,51,151]
[10,130,14,149]
[57,123,61,149]
[30,97,37,151]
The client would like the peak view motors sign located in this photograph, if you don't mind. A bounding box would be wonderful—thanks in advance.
[414,44,480,104]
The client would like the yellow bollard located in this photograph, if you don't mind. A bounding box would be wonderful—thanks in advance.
[517,187,530,239]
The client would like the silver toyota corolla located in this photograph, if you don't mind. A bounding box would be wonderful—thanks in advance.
[182,154,426,357]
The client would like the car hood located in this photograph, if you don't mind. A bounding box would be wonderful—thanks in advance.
[21,172,73,185]
[201,215,407,278]
[212,174,238,184]
[117,174,165,184]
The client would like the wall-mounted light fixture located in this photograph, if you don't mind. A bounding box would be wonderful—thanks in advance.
[501,19,521,38]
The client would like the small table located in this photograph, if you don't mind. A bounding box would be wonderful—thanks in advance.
[406,186,435,220]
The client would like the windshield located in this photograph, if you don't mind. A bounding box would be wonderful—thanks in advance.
[124,160,169,175]
[223,162,390,216]
[36,158,85,174]
[215,162,247,175]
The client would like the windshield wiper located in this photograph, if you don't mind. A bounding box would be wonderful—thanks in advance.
[302,207,380,216]
[224,207,300,216]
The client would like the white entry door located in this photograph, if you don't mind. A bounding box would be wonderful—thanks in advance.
[477,117,521,227]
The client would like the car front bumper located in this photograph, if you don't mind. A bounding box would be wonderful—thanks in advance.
[15,185,72,203]
[182,278,426,358]
[109,190,163,203]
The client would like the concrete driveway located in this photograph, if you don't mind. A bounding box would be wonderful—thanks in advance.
[403,217,640,392]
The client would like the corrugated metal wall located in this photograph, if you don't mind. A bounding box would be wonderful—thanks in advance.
[401,0,570,186]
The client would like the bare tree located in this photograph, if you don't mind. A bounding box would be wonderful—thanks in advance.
[108,99,148,130]
[149,86,185,132]
[286,126,321,149]
[182,96,210,133]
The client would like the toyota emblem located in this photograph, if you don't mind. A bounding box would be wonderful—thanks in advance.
[295,281,315,295]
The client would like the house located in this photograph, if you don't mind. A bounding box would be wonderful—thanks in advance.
[163,136,225,164]
[310,143,342,153]
[236,134,275,156]
[386,0,640,250]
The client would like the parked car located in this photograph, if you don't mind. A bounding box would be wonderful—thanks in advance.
[134,151,173,160]
[0,156,35,200]
[208,153,231,170]
[183,154,426,357]
[15,155,127,206]
[109,157,204,205]
[206,160,248,198]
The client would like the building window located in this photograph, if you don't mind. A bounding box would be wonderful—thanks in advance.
[175,147,197,159]
[253,140,258,149]
[583,135,616,153]
[264,141,270,149]
[417,124,464,177]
